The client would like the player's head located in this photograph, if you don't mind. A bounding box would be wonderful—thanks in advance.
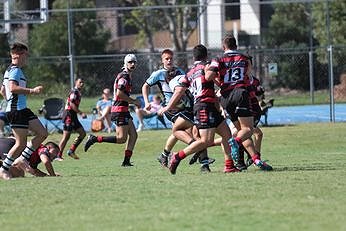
[10,42,29,66]
[102,88,111,98]
[45,141,60,161]
[193,44,208,61]
[153,94,162,103]
[75,78,84,89]
[161,49,174,70]
[222,34,237,50]
[124,54,137,71]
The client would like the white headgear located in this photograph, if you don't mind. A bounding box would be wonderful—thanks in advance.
[124,54,137,65]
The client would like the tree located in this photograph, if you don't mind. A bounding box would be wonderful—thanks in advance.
[27,0,111,96]
[312,1,346,65]
[262,3,311,90]
[124,0,198,52]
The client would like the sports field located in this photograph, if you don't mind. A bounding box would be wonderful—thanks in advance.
[0,123,345,231]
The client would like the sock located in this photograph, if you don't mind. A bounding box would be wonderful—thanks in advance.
[224,159,235,169]
[162,149,170,157]
[198,149,208,163]
[235,137,242,145]
[251,153,261,164]
[1,156,15,171]
[71,137,84,151]
[125,150,133,158]
[21,146,35,161]
[99,136,117,143]
[178,150,186,160]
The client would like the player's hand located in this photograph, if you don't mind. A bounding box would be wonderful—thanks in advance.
[32,86,43,94]
[157,106,167,116]
[144,103,151,111]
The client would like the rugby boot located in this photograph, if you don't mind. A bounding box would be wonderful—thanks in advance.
[84,134,97,152]
[168,153,181,175]
[223,166,240,173]
[255,160,273,171]
[157,152,169,167]
[228,137,240,166]
[121,156,133,167]
[67,149,79,160]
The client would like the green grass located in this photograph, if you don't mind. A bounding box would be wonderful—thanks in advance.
[1,123,346,231]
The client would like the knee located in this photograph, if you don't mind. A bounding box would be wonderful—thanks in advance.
[116,136,127,144]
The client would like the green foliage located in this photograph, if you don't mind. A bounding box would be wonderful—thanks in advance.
[312,1,346,65]
[27,0,111,96]
[1,124,346,230]
[263,3,312,90]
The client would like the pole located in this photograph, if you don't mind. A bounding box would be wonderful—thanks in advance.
[326,0,334,122]
[308,2,314,104]
[67,0,75,89]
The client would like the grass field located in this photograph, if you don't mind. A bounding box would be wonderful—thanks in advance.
[0,123,345,231]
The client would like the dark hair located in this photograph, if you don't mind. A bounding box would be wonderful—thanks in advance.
[10,42,28,53]
[161,49,173,57]
[223,35,237,50]
[193,44,208,61]
[45,141,60,152]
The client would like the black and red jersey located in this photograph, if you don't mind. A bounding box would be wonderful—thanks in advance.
[186,61,216,104]
[29,144,49,169]
[65,88,82,111]
[209,50,251,95]
[112,69,132,113]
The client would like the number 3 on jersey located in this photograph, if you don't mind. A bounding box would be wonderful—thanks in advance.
[224,67,244,85]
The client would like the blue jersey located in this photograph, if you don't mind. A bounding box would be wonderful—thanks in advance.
[2,65,27,111]
[169,75,194,110]
[145,67,185,106]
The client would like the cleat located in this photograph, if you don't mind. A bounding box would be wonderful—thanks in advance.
[223,166,240,173]
[189,152,200,165]
[54,157,64,162]
[168,153,181,175]
[207,158,215,165]
[67,150,79,160]
[255,160,273,171]
[246,157,254,167]
[200,164,211,173]
[121,161,134,167]
[0,168,11,180]
[228,137,240,166]
[121,156,133,167]
[84,134,97,152]
[157,153,168,167]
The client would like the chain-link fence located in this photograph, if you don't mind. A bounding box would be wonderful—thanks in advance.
[0,1,345,102]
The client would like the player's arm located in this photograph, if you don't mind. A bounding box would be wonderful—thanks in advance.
[1,85,5,98]
[8,80,42,95]
[40,154,57,176]
[141,82,151,110]
[69,100,86,118]
[116,89,141,108]
[158,86,185,115]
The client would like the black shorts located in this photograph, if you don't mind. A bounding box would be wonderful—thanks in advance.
[0,137,15,159]
[0,112,9,124]
[62,110,83,132]
[252,104,262,127]
[164,108,194,124]
[194,102,224,129]
[6,108,38,129]
[220,88,253,122]
[111,111,133,126]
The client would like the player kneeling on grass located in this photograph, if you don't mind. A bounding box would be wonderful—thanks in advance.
[0,137,61,177]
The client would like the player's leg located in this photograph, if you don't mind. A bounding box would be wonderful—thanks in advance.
[122,119,137,166]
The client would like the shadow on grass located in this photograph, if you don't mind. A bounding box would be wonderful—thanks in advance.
[273,164,340,172]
